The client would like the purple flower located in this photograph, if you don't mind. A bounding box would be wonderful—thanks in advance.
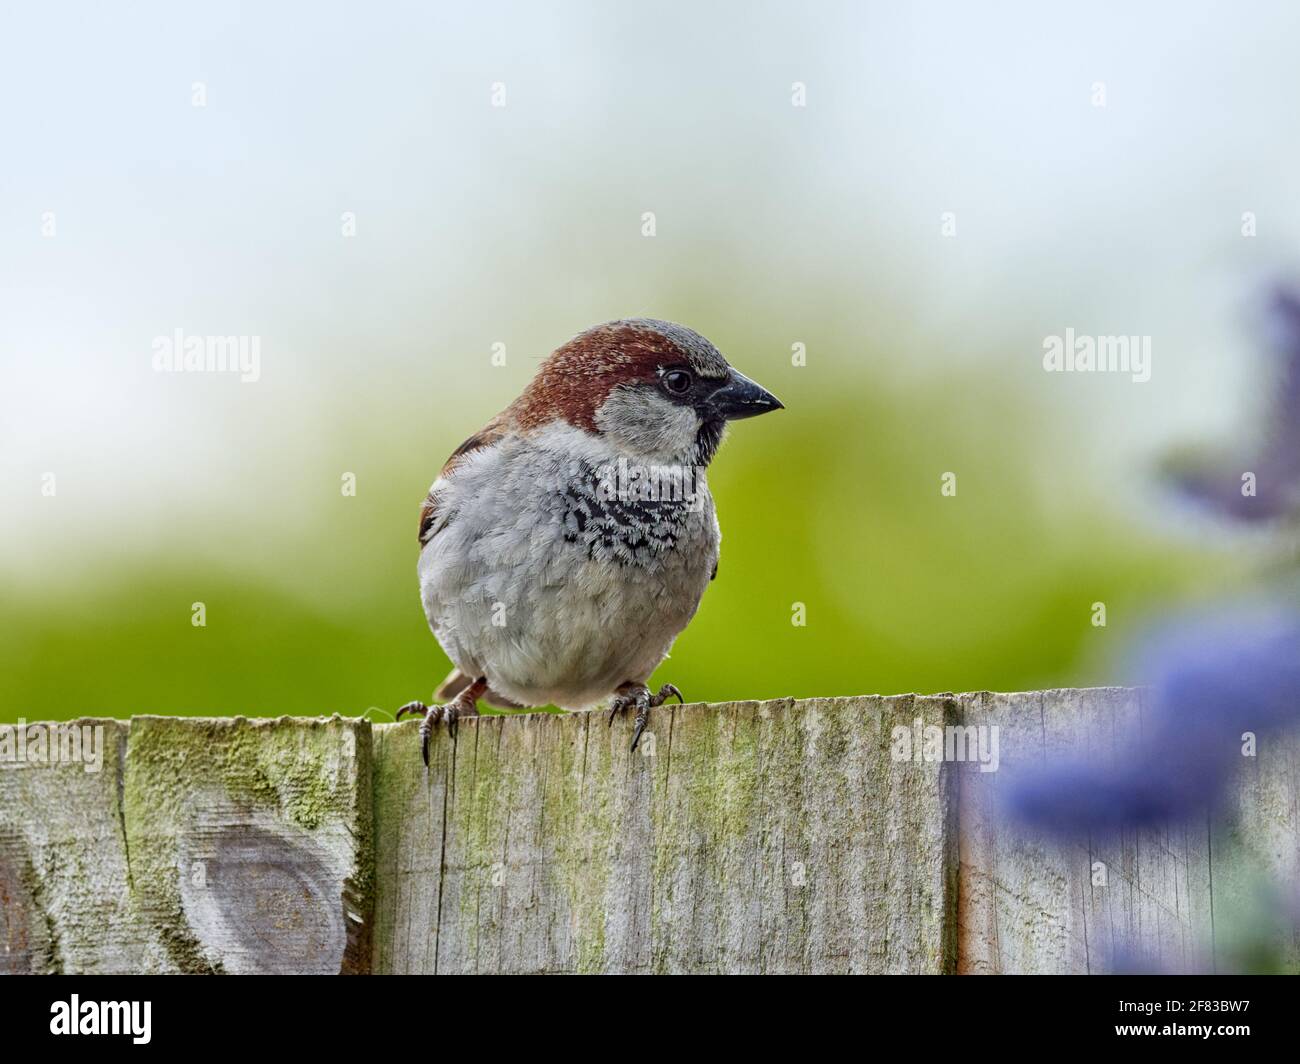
[1004,606,1300,836]
[1162,287,1300,521]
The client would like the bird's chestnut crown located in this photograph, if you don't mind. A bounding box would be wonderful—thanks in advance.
[510,318,782,463]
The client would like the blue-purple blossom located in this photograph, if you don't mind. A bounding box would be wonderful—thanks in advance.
[1163,287,1300,521]
[1004,606,1300,836]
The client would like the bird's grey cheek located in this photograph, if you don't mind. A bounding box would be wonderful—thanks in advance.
[594,387,700,459]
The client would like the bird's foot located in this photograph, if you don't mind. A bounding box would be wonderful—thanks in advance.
[396,679,486,766]
[607,682,683,751]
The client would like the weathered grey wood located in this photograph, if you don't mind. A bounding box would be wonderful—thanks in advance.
[957,687,1299,974]
[0,720,147,973]
[1208,723,1300,973]
[122,716,373,973]
[4,691,1297,974]
[372,696,958,974]
[0,715,372,974]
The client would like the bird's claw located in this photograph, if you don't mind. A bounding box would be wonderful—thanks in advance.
[607,683,684,752]
[396,697,476,766]
[395,701,427,722]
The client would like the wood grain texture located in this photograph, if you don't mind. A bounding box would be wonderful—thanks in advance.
[957,688,1300,974]
[0,720,142,973]
[0,715,372,974]
[122,716,373,973]
[3,691,1296,974]
[372,696,958,974]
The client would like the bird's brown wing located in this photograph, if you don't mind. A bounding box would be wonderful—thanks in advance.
[417,418,507,546]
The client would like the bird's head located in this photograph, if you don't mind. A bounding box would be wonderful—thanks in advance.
[511,318,783,464]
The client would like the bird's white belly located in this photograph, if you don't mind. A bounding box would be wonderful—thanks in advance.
[422,544,711,709]
[417,444,718,709]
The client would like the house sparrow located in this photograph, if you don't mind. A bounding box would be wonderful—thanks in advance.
[396,318,783,763]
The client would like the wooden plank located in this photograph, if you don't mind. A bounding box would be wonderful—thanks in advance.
[371,695,958,973]
[957,688,1222,974]
[0,719,145,973]
[121,715,373,974]
[4,690,1296,974]
[1209,724,1300,973]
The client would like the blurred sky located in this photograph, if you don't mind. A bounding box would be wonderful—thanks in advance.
[1,1,1294,720]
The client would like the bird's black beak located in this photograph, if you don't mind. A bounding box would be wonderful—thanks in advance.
[707,368,784,421]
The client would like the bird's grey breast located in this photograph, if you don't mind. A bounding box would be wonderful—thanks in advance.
[419,430,719,706]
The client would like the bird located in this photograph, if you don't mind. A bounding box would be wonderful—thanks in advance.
[396,318,783,764]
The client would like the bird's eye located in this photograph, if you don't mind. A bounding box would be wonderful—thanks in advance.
[662,369,693,395]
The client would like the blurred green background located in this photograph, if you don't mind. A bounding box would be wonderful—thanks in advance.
[2,0,1291,723]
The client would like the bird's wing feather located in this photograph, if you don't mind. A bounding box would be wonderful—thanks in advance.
[418,419,507,546]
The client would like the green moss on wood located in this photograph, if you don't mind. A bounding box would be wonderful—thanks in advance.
[121,715,371,973]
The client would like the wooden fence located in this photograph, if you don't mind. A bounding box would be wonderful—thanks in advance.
[2,689,1296,974]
